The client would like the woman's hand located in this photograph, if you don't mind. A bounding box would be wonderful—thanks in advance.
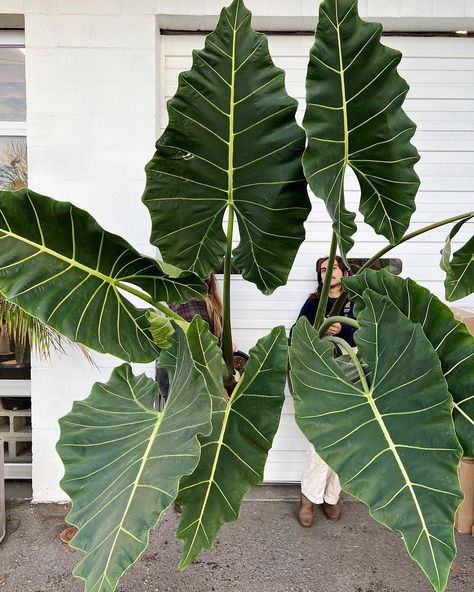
[325,322,342,336]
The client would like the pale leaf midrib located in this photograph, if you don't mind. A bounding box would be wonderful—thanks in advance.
[0,228,121,287]
[181,7,239,563]
[366,297,442,588]
[96,408,162,588]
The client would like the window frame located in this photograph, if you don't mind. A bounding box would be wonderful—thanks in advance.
[0,29,26,139]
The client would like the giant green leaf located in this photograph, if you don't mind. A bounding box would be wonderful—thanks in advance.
[174,325,288,568]
[142,0,310,294]
[0,188,207,362]
[303,0,420,259]
[57,321,213,592]
[344,269,474,456]
[440,216,474,301]
[290,294,463,592]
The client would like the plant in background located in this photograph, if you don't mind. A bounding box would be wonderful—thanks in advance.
[0,293,94,366]
[0,137,27,191]
[0,2,472,592]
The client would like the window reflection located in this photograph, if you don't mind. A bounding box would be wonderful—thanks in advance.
[0,47,26,121]
[0,136,27,190]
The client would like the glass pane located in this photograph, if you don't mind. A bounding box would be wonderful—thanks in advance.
[349,258,402,275]
[0,47,26,121]
[0,136,27,190]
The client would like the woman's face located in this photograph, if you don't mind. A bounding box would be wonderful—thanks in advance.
[320,259,346,290]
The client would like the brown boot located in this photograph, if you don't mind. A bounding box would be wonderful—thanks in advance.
[298,493,314,527]
[322,501,341,521]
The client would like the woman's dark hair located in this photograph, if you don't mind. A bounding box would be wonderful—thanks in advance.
[308,256,351,303]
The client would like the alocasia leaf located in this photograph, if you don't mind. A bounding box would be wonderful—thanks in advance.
[57,320,213,592]
[303,0,420,259]
[344,269,474,456]
[0,188,206,362]
[147,309,193,350]
[290,293,463,592]
[142,0,310,294]
[172,325,288,568]
[440,215,474,301]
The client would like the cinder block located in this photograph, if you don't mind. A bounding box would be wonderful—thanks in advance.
[59,0,120,15]
[87,15,154,49]
[0,398,32,465]
[57,15,93,47]
[120,0,157,14]
[28,0,59,13]
[0,438,4,542]
[5,440,32,463]
[0,0,25,12]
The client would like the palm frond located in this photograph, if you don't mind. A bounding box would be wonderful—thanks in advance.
[0,293,95,365]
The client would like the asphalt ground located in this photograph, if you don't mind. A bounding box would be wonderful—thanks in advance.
[0,485,472,592]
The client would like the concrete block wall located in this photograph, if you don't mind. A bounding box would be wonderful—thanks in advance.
[0,0,472,501]
[0,402,32,464]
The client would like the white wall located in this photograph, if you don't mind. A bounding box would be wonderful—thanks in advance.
[157,0,474,30]
[3,0,160,501]
[0,0,472,500]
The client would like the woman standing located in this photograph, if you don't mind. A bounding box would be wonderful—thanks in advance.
[156,273,223,409]
[170,272,223,338]
[293,256,356,528]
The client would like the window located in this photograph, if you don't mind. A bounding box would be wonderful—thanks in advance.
[0,32,26,192]
[0,29,29,380]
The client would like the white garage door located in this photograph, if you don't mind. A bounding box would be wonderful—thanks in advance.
[161,33,474,482]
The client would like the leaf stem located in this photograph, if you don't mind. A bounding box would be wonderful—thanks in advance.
[314,233,338,330]
[329,211,474,317]
[324,335,369,393]
[319,316,359,338]
[220,14,238,386]
[115,282,182,320]
[360,211,474,274]
[221,209,235,383]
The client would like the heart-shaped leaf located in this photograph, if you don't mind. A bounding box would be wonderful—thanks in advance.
[57,320,213,592]
[0,188,206,362]
[142,0,310,294]
[344,269,474,457]
[303,0,420,258]
[440,216,474,301]
[174,325,288,568]
[290,293,463,592]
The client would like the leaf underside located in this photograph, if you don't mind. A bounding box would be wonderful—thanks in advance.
[57,320,212,592]
[143,0,310,294]
[440,216,474,302]
[303,0,420,259]
[344,269,474,457]
[0,188,206,362]
[174,324,288,569]
[290,292,462,592]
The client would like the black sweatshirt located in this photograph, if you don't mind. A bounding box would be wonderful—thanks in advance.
[292,296,356,347]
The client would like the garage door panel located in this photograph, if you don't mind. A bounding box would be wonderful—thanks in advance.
[162,33,474,482]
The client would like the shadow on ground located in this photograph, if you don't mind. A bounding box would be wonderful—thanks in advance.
[0,485,472,592]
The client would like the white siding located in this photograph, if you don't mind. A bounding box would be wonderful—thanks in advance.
[162,34,474,481]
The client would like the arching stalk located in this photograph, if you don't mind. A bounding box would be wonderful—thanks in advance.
[328,211,474,318]
[314,233,338,330]
[319,316,359,338]
[323,335,369,393]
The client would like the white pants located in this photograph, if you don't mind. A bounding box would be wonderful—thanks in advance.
[301,445,341,505]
